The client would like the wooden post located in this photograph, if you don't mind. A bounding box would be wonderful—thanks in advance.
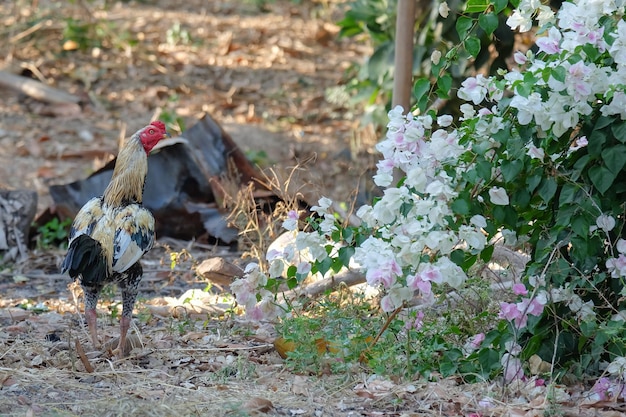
[392,0,416,113]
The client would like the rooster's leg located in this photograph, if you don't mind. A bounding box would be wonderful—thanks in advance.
[83,289,101,348]
[115,276,140,357]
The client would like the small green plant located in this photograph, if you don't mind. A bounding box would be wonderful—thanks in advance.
[277,290,381,375]
[211,356,257,383]
[245,149,270,167]
[36,218,72,249]
[165,22,191,46]
[158,106,186,136]
[62,18,136,51]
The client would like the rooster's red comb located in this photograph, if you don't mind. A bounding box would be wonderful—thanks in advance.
[149,120,167,132]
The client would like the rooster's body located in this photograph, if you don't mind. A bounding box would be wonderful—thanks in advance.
[62,121,167,356]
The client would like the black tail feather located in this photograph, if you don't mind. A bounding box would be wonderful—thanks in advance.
[61,235,108,286]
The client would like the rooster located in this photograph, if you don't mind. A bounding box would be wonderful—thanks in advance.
[62,121,168,356]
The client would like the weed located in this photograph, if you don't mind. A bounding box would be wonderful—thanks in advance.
[165,22,191,46]
[158,104,186,135]
[35,218,72,249]
[211,356,257,383]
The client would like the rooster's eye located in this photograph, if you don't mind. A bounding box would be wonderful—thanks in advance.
[148,129,155,134]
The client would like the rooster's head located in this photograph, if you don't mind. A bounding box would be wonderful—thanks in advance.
[138,121,168,155]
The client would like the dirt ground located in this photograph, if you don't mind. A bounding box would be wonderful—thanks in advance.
[0,1,611,416]
[0,1,427,415]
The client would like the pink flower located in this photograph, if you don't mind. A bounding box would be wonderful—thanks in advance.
[470,333,485,349]
[501,354,524,383]
[536,27,561,54]
[499,302,519,321]
[405,311,425,330]
[247,304,264,321]
[526,297,545,316]
[570,136,588,151]
[282,210,300,231]
[512,283,528,296]
[592,377,611,401]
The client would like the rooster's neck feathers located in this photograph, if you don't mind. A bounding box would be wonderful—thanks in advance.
[103,135,148,206]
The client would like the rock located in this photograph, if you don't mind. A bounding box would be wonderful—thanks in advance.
[195,257,244,287]
[0,189,37,262]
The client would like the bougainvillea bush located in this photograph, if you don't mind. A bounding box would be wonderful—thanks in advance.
[232,0,626,394]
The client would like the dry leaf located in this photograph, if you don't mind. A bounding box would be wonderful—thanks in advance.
[243,397,273,414]
[529,354,551,375]
[274,337,295,359]
[291,375,309,396]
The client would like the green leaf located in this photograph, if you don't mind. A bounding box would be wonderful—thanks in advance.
[501,159,524,182]
[478,348,501,372]
[331,257,343,273]
[464,37,481,59]
[601,145,626,174]
[450,249,465,267]
[480,245,495,262]
[413,78,431,112]
[595,115,615,131]
[537,177,557,203]
[611,121,626,143]
[287,265,297,278]
[342,227,354,244]
[315,257,333,276]
[413,78,430,100]
[571,215,590,238]
[466,0,490,12]
[572,154,590,181]
[456,16,474,40]
[589,165,617,194]
[492,0,508,13]
[287,277,298,290]
[559,183,579,205]
[515,81,531,98]
[338,246,355,267]
[478,13,499,36]
[476,160,492,181]
[451,197,470,215]
[550,66,566,83]
[526,172,542,192]
[367,41,394,83]
[588,128,607,156]
[436,74,452,99]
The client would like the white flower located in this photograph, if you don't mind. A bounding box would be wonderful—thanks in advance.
[431,49,442,65]
[470,214,487,229]
[506,9,532,32]
[596,214,616,232]
[438,1,450,18]
[489,187,510,206]
[268,258,285,278]
[282,210,299,231]
[459,103,476,119]
[435,256,467,288]
[311,197,332,215]
[459,225,486,251]
[617,239,626,254]
[526,144,545,160]
[437,114,452,127]
[513,51,527,65]
[606,356,626,376]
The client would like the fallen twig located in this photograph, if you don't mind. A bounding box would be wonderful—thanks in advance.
[0,70,82,105]
[75,339,94,373]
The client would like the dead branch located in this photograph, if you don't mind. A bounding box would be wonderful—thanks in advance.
[280,269,365,302]
[0,70,82,105]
